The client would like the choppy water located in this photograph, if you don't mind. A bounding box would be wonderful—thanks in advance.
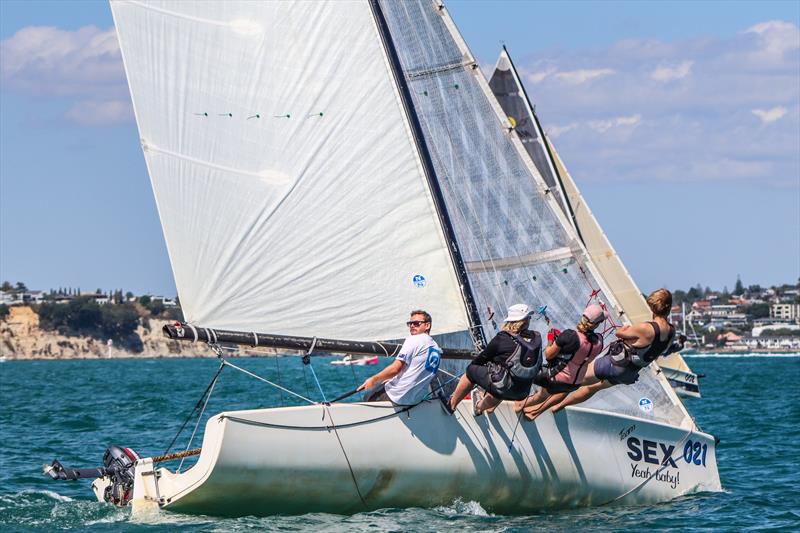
[1,354,798,531]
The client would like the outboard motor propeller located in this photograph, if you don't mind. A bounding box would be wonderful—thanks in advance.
[44,445,140,506]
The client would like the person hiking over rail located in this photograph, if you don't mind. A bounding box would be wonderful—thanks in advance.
[448,304,542,416]
[357,310,442,405]
[514,304,606,421]
[550,288,685,413]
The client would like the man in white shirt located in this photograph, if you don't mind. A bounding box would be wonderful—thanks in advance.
[358,310,442,405]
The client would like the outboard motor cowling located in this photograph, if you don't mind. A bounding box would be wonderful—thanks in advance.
[44,445,140,506]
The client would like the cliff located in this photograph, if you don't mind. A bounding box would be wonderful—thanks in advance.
[0,306,218,359]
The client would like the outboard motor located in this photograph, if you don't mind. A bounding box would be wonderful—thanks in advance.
[44,445,140,506]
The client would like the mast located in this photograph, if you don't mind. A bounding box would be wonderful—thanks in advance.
[501,45,583,243]
[368,0,486,349]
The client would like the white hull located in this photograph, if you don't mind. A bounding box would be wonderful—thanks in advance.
[122,400,720,516]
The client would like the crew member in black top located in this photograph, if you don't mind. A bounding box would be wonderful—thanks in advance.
[449,304,542,416]
[551,288,683,413]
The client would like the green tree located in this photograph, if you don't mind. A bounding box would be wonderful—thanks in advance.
[15,281,27,293]
[1,281,12,292]
[734,275,744,295]
[0,304,9,321]
[745,303,771,319]
[138,295,151,306]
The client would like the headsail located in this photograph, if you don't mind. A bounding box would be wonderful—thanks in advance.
[490,46,697,377]
[111,0,471,341]
[377,1,693,428]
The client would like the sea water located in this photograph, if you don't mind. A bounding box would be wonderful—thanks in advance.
[1,354,798,532]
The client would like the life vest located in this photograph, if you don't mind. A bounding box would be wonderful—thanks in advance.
[609,321,676,368]
[489,331,542,395]
[551,331,604,385]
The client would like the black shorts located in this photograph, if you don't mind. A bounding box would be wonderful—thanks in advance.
[593,355,641,385]
[466,363,532,401]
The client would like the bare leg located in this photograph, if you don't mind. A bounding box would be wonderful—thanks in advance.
[514,388,549,413]
[524,392,566,421]
[550,381,612,413]
[450,374,474,411]
[476,393,502,415]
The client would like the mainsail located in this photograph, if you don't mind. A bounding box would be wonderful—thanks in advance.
[488,47,697,379]
[112,0,471,341]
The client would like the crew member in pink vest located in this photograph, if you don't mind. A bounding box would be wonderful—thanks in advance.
[514,304,606,421]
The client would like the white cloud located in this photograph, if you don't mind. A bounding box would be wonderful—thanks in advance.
[554,68,615,85]
[0,25,126,98]
[650,61,694,82]
[64,99,133,126]
[752,106,788,124]
[525,67,556,84]
[548,123,578,138]
[587,114,642,133]
[512,19,799,188]
[744,20,800,58]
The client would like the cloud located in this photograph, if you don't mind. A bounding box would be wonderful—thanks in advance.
[548,123,578,138]
[509,20,799,188]
[64,99,133,126]
[588,114,642,133]
[744,20,800,59]
[651,61,694,82]
[1,25,125,96]
[752,106,788,124]
[1,25,130,126]
[554,68,615,85]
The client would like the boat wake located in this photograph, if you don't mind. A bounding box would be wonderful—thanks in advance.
[435,498,491,517]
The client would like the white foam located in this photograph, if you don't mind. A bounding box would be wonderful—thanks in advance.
[435,497,491,516]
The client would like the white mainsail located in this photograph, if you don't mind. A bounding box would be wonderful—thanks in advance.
[104,0,720,516]
[112,0,470,341]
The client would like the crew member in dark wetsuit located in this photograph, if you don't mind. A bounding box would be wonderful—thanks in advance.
[550,288,684,413]
[514,304,606,421]
[449,304,542,416]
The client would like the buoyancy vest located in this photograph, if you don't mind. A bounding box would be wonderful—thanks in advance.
[609,321,676,368]
[489,331,542,395]
[552,331,604,385]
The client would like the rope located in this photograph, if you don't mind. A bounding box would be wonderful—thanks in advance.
[324,405,366,506]
[178,370,219,472]
[161,361,225,458]
[274,355,285,406]
[304,337,328,403]
[222,359,317,405]
[153,448,201,464]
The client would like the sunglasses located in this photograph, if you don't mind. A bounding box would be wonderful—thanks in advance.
[406,320,429,327]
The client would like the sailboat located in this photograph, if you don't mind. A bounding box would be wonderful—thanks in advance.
[46,0,720,516]
[487,47,702,399]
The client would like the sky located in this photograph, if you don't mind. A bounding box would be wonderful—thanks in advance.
[1,0,798,298]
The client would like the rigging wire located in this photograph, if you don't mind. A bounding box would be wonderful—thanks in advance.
[161,360,225,458]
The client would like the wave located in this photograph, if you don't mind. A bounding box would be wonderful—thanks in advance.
[683,352,800,358]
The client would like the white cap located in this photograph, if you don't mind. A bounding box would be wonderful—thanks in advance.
[505,304,531,322]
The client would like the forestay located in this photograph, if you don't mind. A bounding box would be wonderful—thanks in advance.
[111,0,470,341]
[378,0,692,429]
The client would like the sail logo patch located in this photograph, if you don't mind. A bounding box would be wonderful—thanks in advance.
[638,397,653,413]
[425,346,441,373]
[412,274,427,288]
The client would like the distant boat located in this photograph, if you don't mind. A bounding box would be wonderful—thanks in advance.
[330,354,379,366]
